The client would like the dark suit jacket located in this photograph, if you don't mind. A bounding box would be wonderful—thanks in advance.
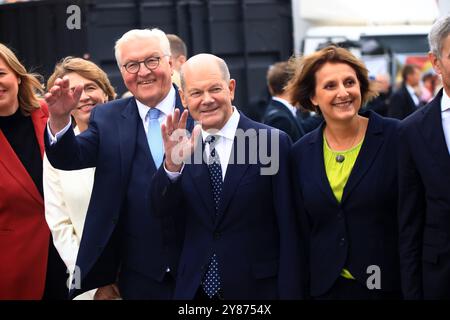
[262,99,305,142]
[292,110,401,297]
[398,89,450,299]
[45,87,192,299]
[152,112,303,299]
[0,103,49,299]
[388,85,421,120]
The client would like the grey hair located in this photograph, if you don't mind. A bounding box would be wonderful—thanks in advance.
[180,54,230,90]
[428,14,450,58]
[114,28,171,68]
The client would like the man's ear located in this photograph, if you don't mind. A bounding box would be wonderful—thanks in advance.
[179,88,188,109]
[428,51,442,76]
[228,79,236,101]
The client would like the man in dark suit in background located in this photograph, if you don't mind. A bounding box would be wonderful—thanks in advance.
[388,64,424,119]
[152,53,303,299]
[262,61,305,142]
[44,28,191,299]
[398,14,450,299]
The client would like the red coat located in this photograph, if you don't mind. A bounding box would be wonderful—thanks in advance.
[0,103,50,299]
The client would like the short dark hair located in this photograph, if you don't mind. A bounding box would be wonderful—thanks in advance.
[167,34,187,58]
[401,64,420,83]
[286,45,376,112]
[266,61,293,96]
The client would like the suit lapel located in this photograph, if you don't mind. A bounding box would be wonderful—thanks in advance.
[216,119,253,224]
[341,111,384,203]
[0,108,46,206]
[308,123,339,205]
[187,139,216,224]
[31,105,47,157]
[119,98,139,184]
[419,91,450,175]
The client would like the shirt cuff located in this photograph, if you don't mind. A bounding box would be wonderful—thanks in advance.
[47,119,72,145]
[164,162,184,181]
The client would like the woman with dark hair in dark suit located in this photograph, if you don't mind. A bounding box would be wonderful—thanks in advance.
[286,46,402,299]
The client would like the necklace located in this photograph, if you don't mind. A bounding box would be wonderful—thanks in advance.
[326,119,361,163]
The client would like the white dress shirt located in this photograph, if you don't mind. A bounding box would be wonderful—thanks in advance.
[406,84,420,107]
[272,96,297,117]
[136,85,176,135]
[440,89,450,154]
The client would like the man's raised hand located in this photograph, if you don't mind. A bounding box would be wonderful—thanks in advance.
[44,76,83,134]
[161,109,201,172]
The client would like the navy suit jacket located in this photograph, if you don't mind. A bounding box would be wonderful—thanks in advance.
[262,99,305,142]
[292,111,401,297]
[152,112,303,299]
[388,85,422,120]
[45,87,192,299]
[398,89,450,299]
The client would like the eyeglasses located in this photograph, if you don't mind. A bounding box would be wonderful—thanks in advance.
[122,55,169,74]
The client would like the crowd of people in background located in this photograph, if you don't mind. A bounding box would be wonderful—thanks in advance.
[0,13,450,300]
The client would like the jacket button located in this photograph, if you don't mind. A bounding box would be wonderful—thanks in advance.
[214,232,221,240]
[339,238,345,246]
[337,212,343,219]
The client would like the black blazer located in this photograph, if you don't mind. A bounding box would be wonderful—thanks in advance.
[262,99,305,142]
[292,111,401,297]
[388,85,421,120]
[398,89,450,299]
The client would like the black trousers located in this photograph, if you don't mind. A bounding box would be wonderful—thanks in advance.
[42,240,69,300]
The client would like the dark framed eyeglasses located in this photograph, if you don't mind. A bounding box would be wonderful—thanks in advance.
[122,55,169,74]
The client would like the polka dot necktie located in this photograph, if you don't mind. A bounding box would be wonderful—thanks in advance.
[202,135,222,298]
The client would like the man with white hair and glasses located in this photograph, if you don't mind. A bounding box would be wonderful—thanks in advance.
[45,28,192,299]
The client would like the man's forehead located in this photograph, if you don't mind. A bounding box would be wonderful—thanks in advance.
[121,40,163,59]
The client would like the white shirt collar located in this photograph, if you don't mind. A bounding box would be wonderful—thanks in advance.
[405,84,420,104]
[201,106,240,143]
[135,85,176,120]
[441,88,450,112]
[272,96,297,117]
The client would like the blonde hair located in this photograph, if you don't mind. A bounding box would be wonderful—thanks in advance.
[47,56,116,101]
[0,43,44,115]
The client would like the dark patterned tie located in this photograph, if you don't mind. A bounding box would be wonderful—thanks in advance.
[202,135,222,298]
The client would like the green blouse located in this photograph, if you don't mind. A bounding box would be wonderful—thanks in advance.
[323,133,364,203]
[323,132,364,280]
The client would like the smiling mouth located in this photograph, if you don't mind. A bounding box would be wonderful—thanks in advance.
[201,106,219,114]
[138,79,156,85]
[77,104,94,112]
[333,100,353,108]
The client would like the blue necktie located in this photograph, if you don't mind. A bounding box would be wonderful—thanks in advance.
[147,108,164,168]
[202,135,222,298]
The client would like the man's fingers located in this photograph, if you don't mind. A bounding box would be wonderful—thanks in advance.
[179,109,188,131]
[191,124,202,150]
[165,113,173,133]
[49,85,61,95]
[161,122,169,145]
[72,84,83,105]
[173,108,180,128]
